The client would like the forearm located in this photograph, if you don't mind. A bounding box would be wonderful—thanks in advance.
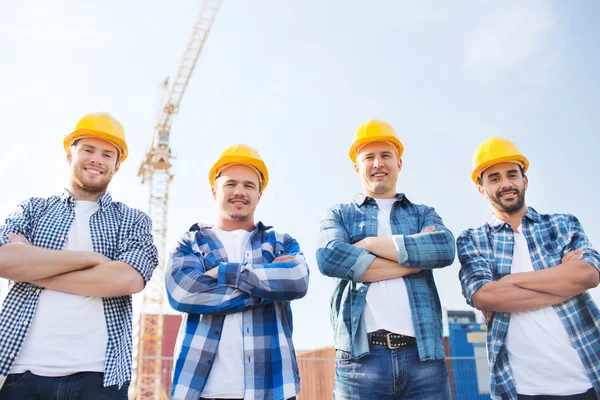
[0,243,104,281]
[166,270,269,314]
[31,261,144,297]
[362,257,419,283]
[218,260,309,301]
[356,237,398,262]
[472,280,568,312]
[506,261,599,297]
[400,230,456,269]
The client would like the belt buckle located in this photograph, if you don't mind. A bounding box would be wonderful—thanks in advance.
[386,333,401,349]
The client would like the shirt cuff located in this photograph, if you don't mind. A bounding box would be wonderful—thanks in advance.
[352,252,376,282]
[393,235,409,265]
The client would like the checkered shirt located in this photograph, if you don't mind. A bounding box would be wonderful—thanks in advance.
[316,193,456,360]
[166,222,309,400]
[0,190,158,389]
[458,207,600,399]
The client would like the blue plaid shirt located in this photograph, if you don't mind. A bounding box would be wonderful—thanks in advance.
[316,193,455,360]
[166,222,309,400]
[458,207,600,399]
[0,190,158,389]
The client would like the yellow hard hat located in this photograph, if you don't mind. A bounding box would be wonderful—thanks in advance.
[208,144,269,191]
[63,112,128,162]
[349,119,404,163]
[471,136,529,184]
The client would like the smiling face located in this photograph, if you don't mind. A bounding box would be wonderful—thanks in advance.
[354,141,402,199]
[478,162,528,215]
[67,137,120,200]
[212,164,262,231]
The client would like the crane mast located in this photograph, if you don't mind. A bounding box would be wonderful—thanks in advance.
[135,1,222,398]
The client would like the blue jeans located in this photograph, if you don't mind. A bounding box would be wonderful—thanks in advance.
[0,371,128,399]
[334,345,452,400]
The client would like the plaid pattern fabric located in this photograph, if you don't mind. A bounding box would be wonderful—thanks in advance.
[316,193,456,360]
[0,190,158,389]
[166,222,309,400]
[458,207,600,399]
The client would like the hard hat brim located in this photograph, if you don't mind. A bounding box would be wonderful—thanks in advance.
[64,129,128,163]
[471,155,529,184]
[349,136,404,163]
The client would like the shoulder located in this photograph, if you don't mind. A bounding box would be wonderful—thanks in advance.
[108,201,151,224]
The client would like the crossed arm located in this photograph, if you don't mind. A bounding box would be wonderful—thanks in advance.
[317,206,455,283]
[458,228,600,314]
[0,208,158,297]
[166,232,310,315]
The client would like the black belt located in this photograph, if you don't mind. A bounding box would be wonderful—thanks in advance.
[369,331,416,349]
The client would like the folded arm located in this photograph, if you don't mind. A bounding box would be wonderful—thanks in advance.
[166,233,269,314]
[214,234,309,301]
[30,261,144,297]
[458,230,567,313]
[0,240,108,281]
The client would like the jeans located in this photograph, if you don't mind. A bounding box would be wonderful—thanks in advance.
[0,371,129,399]
[333,345,452,400]
[517,388,597,400]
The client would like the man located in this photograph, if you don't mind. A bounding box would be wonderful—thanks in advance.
[458,136,600,399]
[316,120,455,399]
[166,144,309,400]
[0,112,158,398]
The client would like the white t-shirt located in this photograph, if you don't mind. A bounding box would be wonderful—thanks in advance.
[363,198,416,337]
[505,226,592,395]
[201,227,252,398]
[11,200,108,376]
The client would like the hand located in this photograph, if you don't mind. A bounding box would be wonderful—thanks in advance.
[273,255,297,263]
[562,249,584,263]
[205,268,218,279]
[7,233,31,245]
[482,310,493,324]
[420,226,436,234]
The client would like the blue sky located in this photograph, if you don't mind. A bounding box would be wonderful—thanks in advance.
[1,1,599,350]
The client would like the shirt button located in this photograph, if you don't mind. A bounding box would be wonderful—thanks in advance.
[35,289,41,294]
[207,359,212,364]
[23,321,28,326]
[215,331,220,335]
[507,235,513,240]
[372,216,377,219]
[360,288,365,293]
[503,313,509,318]
[9,353,14,358]
[353,317,357,322]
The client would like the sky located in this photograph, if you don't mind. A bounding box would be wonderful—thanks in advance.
[1,0,599,351]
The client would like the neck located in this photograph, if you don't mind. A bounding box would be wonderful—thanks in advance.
[67,184,105,202]
[216,217,255,232]
[493,204,528,232]
[364,189,397,199]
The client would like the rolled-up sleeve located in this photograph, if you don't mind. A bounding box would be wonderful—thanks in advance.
[565,215,600,272]
[116,212,159,283]
[392,206,455,269]
[316,207,376,282]
[457,230,495,307]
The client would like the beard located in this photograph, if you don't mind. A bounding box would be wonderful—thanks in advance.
[71,168,111,195]
[489,187,526,214]
[228,212,249,221]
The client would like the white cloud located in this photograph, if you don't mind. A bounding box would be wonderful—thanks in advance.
[466,1,555,69]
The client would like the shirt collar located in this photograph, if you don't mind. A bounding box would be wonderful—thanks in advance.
[488,206,539,232]
[190,221,273,232]
[59,189,113,210]
[353,192,408,207]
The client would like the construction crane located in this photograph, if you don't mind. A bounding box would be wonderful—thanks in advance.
[134,1,223,398]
